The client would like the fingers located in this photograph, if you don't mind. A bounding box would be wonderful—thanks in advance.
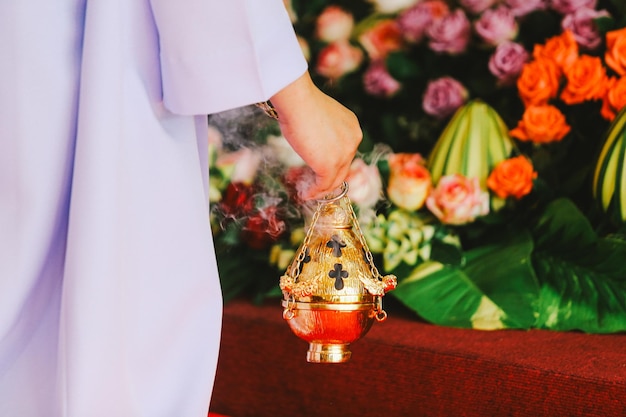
[301,161,352,200]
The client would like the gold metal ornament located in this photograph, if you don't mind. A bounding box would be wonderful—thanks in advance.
[280,182,397,363]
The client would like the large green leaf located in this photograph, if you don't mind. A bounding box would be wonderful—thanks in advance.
[463,229,540,328]
[532,199,626,333]
[390,228,539,330]
[391,261,503,329]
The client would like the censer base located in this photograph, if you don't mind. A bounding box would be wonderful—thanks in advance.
[307,342,351,363]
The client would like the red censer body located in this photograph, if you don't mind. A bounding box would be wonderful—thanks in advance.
[279,182,397,363]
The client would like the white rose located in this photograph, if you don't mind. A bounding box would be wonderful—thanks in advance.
[368,0,420,14]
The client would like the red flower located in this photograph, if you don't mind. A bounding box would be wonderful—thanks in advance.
[220,182,256,217]
[242,207,287,250]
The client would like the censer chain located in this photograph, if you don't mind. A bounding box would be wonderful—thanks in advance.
[347,201,384,281]
[288,200,323,280]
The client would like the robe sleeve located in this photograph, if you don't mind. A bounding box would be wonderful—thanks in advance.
[149,0,308,115]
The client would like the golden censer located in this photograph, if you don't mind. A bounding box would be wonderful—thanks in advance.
[280,182,397,363]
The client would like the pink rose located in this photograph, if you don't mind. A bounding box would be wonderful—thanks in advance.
[426,174,490,225]
[460,0,497,15]
[550,0,597,15]
[359,19,404,60]
[426,9,472,55]
[363,61,402,98]
[474,6,519,47]
[397,0,450,43]
[561,8,610,51]
[488,41,530,85]
[422,76,469,119]
[387,153,432,211]
[315,6,354,43]
[505,0,548,17]
[346,158,383,209]
[315,41,363,80]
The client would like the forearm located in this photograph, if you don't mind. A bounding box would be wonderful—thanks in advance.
[269,72,363,199]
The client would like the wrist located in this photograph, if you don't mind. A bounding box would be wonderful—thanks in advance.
[269,71,317,117]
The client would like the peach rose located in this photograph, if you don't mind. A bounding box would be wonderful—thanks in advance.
[359,19,404,60]
[516,58,561,107]
[346,158,383,209]
[510,104,571,144]
[387,153,432,211]
[315,6,354,43]
[532,30,579,72]
[560,55,609,104]
[601,76,626,121]
[487,156,537,199]
[426,174,489,225]
[315,40,363,80]
[605,27,626,76]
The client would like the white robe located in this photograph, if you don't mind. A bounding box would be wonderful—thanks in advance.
[0,1,306,416]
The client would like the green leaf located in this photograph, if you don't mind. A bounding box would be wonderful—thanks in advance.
[594,16,616,34]
[390,227,540,330]
[531,199,626,332]
[386,52,421,81]
[429,238,463,267]
[216,245,281,303]
[216,247,258,303]
[391,261,509,330]
[463,229,540,328]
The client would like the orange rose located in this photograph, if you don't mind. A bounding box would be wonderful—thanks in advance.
[359,19,403,60]
[533,30,579,72]
[601,76,626,121]
[516,58,561,107]
[605,27,626,76]
[560,55,609,104]
[510,104,571,144]
[387,153,432,211]
[487,156,537,199]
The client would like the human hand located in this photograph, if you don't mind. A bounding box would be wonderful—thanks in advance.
[270,72,362,200]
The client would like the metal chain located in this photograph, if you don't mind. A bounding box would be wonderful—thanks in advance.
[347,201,384,281]
[288,201,323,279]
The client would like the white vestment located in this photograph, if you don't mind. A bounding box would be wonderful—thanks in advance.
[0,1,306,416]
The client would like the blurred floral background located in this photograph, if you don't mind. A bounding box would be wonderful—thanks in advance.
[208,0,626,333]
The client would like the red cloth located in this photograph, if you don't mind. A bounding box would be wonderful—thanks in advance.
[210,298,626,417]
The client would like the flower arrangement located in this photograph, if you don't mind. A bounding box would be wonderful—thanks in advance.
[210,0,626,333]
